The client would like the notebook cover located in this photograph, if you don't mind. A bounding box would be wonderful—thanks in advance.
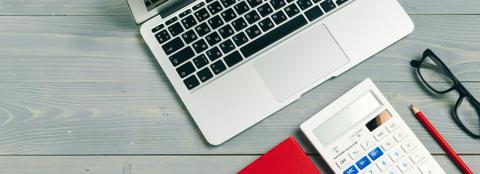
[238,136,320,174]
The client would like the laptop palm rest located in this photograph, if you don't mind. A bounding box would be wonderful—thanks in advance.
[254,24,349,102]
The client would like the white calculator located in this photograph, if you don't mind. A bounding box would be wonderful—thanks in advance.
[301,79,445,174]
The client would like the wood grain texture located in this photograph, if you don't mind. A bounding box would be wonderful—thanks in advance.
[0,81,479,155]
[0,155,476,174]
[0,15,479,83]
[0,0,479,15]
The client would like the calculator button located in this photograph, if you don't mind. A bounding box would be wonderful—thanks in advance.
[361,136,375,150]
[386,120,400,132]
[401,140,417,153]
[348,145,362,160]
[355,156,371,170]
[363,165,380,174]
[405,168,421,174]
[373,128,387,141]
[343,165,359,174]
[385,166,401,174]
[368,147,383,161]
[397,157,414,172]
[376,157,392,171]
[381,137,395,151]
[418,160,435,174]
[388,147,404,162]
[409,150,426,164]
[393,131,408,142]
[336,153,350,168]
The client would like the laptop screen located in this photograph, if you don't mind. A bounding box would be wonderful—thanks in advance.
[144,0,194,17]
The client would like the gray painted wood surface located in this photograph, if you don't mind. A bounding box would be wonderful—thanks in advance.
[0,0,479,173]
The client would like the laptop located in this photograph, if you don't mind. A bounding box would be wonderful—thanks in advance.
[126,0,414,145]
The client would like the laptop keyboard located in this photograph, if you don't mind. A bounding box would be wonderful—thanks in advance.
[151,0,350,90]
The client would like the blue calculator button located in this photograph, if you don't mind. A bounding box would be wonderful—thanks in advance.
[355,156,371,170]
[368,147,384,160]
[343,165,358,174]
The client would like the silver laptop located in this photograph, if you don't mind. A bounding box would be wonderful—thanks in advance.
[126,0,414,145]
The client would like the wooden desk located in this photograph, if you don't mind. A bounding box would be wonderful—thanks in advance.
[0,0,479,173]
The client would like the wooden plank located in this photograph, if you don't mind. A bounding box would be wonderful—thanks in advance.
[0,0,478,16]
[0,15,479,83]
[0,81,479,155]
[0,155,476,173]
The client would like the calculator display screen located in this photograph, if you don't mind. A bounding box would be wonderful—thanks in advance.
[365,110,392,131]
[313,92,382,145]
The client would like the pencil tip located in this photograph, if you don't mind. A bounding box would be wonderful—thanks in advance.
[410,104,420,114]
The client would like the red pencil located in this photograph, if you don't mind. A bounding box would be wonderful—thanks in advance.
[410,105,473,174]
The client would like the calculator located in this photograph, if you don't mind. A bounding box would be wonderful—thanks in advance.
[301,79,445,174]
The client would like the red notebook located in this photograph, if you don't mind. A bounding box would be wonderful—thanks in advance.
[238,136,320,174]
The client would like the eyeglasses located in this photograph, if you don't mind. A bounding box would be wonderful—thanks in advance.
[411,49,480,138]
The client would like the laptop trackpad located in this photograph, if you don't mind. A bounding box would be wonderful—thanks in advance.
[254,24,349,102]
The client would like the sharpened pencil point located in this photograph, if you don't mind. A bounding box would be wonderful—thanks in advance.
[410,104,420,114]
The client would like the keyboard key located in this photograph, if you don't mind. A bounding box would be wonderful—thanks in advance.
[221,8,237,22]
[195,22,211,37]
[220,39,236,53]
[284,3,301,17]
[245,10,261,24]
[270,0,286,10]
[271,11,287,24]
[165,17,178,25]
[181,30,198,44]
[388,147,404,162]
[220,0,236,7]
[176,62,196,78]
[386,121,400,132]
[193,2,206,10]
[197,68,214,82]
[245,25,262,39]
[232,17,248,31]
[364,165,380,174]
[232,32,249,46]
[179,9,192,18]
[162,37,184,55]
[207,1,224,14]
[385,167,401,174]
[205,32,222,46]
[397,158,413,172]
[336,0,348,5]
[224,51,243,67]
[219,24,235,38]
[348,145,362,160]
[151,24,165,33]
[206,47,223,61]
[258,3,273,17]
[183,75,200,90]
[343,165,358,174]
[376,157,392,171]
[193,54,209,68]
[192,39,209,53]
[169,47,195,66]
[381,137,395,151]
[181,15,197,29]
[168,22,184,37]
[194,8,210,22]
[373,128,387,141]
[356,156,371,170]
[258,18,275,31]
[336,153,350,168]
[247,0,263,8]
[208,15,224,29]
[210,60,227,74]
[394,131,408,142]
[368,147,384,161]
[409,150,426,164]
[234,1,250,15]
[321,0,336,13]
[155,30,171,44]
[401,140,416,153]
[297,0,313,10]
[361,136,376,150]
[240,15,307,58]
[305,6,323,21]
[418,160,436,174]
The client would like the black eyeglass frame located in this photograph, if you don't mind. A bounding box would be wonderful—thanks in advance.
[411,49,480,138]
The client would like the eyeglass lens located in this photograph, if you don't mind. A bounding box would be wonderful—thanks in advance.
[456,96,480,136]
[419,55,455,92]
